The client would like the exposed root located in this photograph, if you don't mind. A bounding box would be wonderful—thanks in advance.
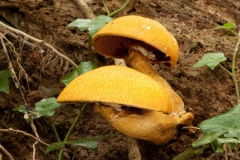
[0,144,15,160]
[0,21,78,68]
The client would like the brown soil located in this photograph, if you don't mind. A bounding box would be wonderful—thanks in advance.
[0,0,240,159]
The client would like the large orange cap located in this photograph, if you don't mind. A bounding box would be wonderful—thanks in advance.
[57,65,172,113]
[92,15,179,67]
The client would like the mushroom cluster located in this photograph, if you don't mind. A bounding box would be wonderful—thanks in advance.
[57,15,194,145]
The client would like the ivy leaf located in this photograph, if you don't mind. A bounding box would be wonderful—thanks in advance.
[60,67,78,86]
[214,22,236,30]
[192,104,240,147]
[33,97,61,117]
[0,70,11,94]
[68,19,92,31]
[12,98,60,122]
[200,105,240,134]
[67,15,112,36]
[45,135,114,154]
[237,131,240,140]
[76,61,98,75]
[61,61,97,85]
[224,129,240,138]
[215,145,224,153]
[192,132,225,147]
[193,52,227,70]
[88,15,113,36]
[217,138,240,144]
[12,105,27,113]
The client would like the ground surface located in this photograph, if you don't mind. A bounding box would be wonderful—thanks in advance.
[0,0,240,159]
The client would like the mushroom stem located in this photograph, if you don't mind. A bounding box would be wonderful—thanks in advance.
[127,137,142,160]
[125,48,184,113]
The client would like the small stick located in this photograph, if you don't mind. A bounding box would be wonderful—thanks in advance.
[0,128,49,146]
[0,144,15,160]
[1,37,40,138]
[32,141,39,160]
[72,0,95,19]
[6,32,35,49]
[211,142,220,160]
[233,143,240,160]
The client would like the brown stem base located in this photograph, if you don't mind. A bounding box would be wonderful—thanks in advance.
[127,137,142,160]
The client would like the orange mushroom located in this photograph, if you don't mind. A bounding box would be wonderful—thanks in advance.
[92,15,179,67]
[57,65,194,144]
[92,15,185,114]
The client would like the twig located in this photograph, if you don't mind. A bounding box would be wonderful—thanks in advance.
[233,143,240,160]
[0,128,49,146]
[1,37,40,139]
[1,37,30,113]
[211,142,220,160]
[223,144,228,160]
[0,144,15,160]
[0,21,78,68]
[72,0,95,19]
[32,141,38,160]
[182,126,201,130]
[6,32,36,49]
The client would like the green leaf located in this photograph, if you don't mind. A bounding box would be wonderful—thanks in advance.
[68,19,92,31]
[60,68,79,86]
[217,138,240,144]
[224,129,240,138]
[237,131,240,140]
[214,22,236,30]
[45,142,65,154]
[193,52,227,70]
[12,105,27,113]
[172,147,205,160]
[45,135,113,154]
[33,97,61,117]
[61,61,98,85]
[13,99,60,121]
[192,132,225,147]
[88,15,113,36]
[192,105,240,147]
[67,16,112,36]
[76,61,98,75]
[215,145,224,153]
[0,70,11,94]
[200,105,240,134]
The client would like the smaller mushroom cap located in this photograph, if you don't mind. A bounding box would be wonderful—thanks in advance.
[92,15,179,67]
[57,65,172,113]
